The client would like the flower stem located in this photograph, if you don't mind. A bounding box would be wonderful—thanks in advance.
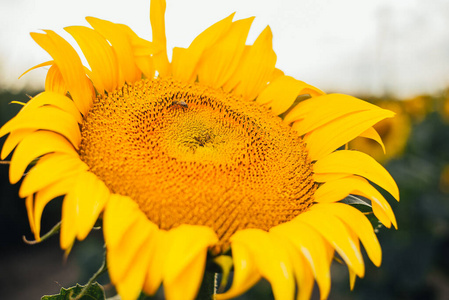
[23,221,61,245]
[196,271,217,300]
[73,253,108,300]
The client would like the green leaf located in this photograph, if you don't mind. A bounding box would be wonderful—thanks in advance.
[41,282,105,300]
[341,194,372,208]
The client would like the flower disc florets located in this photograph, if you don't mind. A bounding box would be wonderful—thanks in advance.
[79,77,315,249]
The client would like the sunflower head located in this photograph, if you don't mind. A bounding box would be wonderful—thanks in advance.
[79,77,316,253]
[0,1,400,300]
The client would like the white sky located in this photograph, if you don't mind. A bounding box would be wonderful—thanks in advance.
[0,0,448,98]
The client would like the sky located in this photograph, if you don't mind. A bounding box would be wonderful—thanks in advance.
[0,0,448,98]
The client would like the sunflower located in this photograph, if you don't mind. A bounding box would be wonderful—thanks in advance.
[0,1,399,299]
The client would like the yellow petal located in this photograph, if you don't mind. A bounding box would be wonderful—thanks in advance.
[134,55,155,79]
[314,173,351,183]
[21,91,82,123]
[115,236,154,300]
[213,255,234,292]
[108,214,155,283]
[301,109,395,161]
[311,203,382,267]
[1,128,35,160]
[314,176,357,203]
[226,229,295,300]
[372,201,393,229]
[19,152,88,198]
[285,93,383,128]
[271,221,331,299]
[256,75,324,115]
[33,176,75,241]
[60,171,110,249]
[224,26,276,100]
[271,233,315,300]
[86,17,141,85]
[358,126,386,154]
[314,175,379,203]
[314,150,400,202]
[197,17,254,88]
[353,186,397,229]
[143,229,170,296]
[66,25,119,93]
[25,195,35,235]
[19,60,53,79]
[9,131,77,184]
[60,191,77,250]
[314,175,397,229]
[270,68,284,81]
[0,106,81,148]
[73,172,110,240]
[45,64,68,95]
[297,209,365,277]
[172,13,235,82]
[30,30,94,116]
[349,267,357,291]
[216,240,261,299]
[150,0,171,77]
[163,225,218,300]
[103,194,141,249]
[294,253,315,300]
[120,24,156,79]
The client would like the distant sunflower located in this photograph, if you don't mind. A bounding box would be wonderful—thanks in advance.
[0,1,399,299]
[402,95,433,123]
[351,100,411,164]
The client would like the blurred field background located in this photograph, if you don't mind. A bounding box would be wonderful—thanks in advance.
[1,0,449,299]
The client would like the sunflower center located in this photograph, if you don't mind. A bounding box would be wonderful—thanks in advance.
[79,78,315,251]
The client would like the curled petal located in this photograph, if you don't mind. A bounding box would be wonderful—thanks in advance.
[215,242,261,299]
[172,13,234,83]
[271,221,332,299]
[45,64,67,95]
[86,17,141,85]
[33,176,75,241]
[301,109,394,161]
[285,94,385,129]
[257,75,323,115]
[19,152,88,198]
[1,129,35,160]
[163,225,218,300]
[224,26,277,100]
[20,91,82,123]
[314,150,400,202]
[296,209,365,277]
[222,229,295,300]
[143,229,170,295]
[0,106,81,149]
[150,0,171,77]
[60,172,109,248]
[310,203,382,267]
[358,126,385,154]
[9,131,77,184]
[66,25,119,93]
[197,17,254,88]
[314,175,397,229]
[30,30,94,115]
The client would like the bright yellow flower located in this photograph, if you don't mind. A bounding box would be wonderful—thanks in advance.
[0,1,399,299]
